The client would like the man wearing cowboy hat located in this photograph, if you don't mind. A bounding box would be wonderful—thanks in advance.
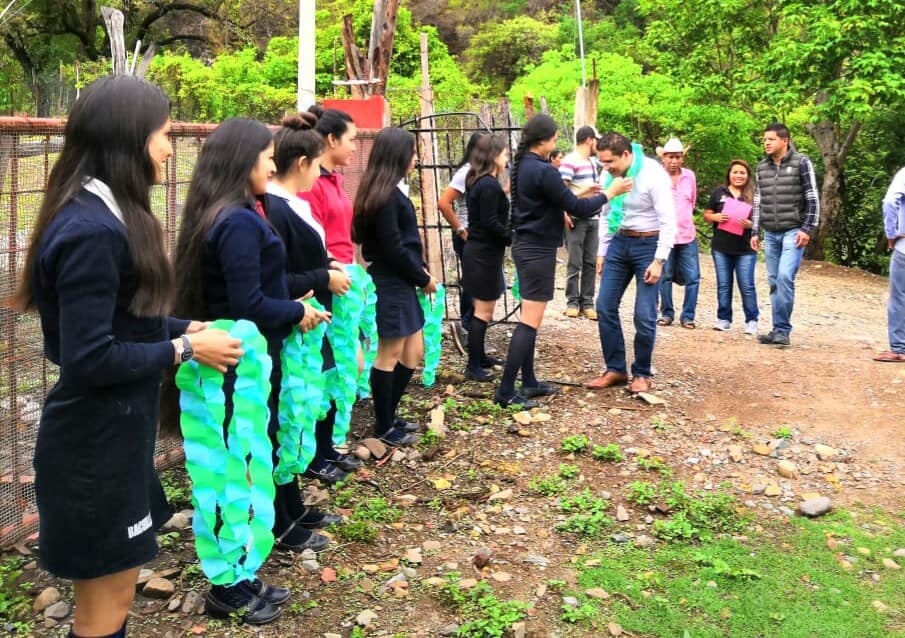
[656,137,700,329]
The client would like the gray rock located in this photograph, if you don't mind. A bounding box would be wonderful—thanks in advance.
[634,535,656,548]
[167,596,182,612]
[181,591,204,614]
[354,445,372,461]
[611,534,631,544]
[438,624,460,636]
[33,587,61,613]
[523,554,550,568]
[799,497,833,518]
[893,549,905,558]
[300,548,318,561]
[301,560,321,572]
[778,506,795,517]
[163,512,191,531]
[44,601,71,620]
[562,596,579,607]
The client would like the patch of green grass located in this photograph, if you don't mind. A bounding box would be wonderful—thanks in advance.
[528,476,569,496]
[335,520,379,544]
[771,425,794,439]
[592,443,624,462]
[627,481,659,506]
[650,415,672,432]
[419,428,441,448]
[557,489,612,537]
[565,510,905,637]
[334,497,401,544]
[159,468,191,507]
[0,557,33,634]
[440,576,528,637]
[560,434,591,453]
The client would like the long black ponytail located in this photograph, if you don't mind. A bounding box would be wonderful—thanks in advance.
[510,114,558,212]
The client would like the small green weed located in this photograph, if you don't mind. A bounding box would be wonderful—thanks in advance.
[558,463,580,479]
[336,520,378,544]
[627,481,658,505]
[771,426,794,439]
[420,428,441,448]
[557,489,612,537]
[440,576,528,638]
[651,415,671,432]
[592,443,624,462]
[0,557,33,634]
[159,469,191,506]
[636,455,673,477]
[157,531,180,549]
[529,476,568,496]
[352,497,400,523]
[560,434,591,453]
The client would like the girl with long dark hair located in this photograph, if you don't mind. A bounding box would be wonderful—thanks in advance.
[352,127,438,446]
[14,75,241,638]
[496,115,630,407]
[267,111,360,488]
[439,131,488,341]
[300,106,357,264]
[173,118,330,623]
[461,134,511,381]
[703,159,759,333]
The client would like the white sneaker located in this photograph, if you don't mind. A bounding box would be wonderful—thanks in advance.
[713,320,731,331]
[744,321,758,335]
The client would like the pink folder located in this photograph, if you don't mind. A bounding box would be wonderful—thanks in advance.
[717,198,753,236]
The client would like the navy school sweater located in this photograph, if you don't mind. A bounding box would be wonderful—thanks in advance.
[201,203,304,345]
[34,190,189,388]
[511,152,608,246]
[358,187,431,288]
[465,174,511,247]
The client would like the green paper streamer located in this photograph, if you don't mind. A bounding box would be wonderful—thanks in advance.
[176,319,275,586]
[511,273,520,302]
[274,301,328,485]
[603,142,645,234]
[326,264,377,446]
[357,272,379,399]
[417,284,446,387]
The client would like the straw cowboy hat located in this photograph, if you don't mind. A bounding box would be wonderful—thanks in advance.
[656,137,690,157]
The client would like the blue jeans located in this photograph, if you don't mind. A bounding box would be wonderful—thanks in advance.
[712,250,759,323]
[889,250,905,353]
[659,239,700,323]
[764,228,804,335]
[595,234,660,377]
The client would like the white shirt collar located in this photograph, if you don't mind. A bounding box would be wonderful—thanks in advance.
[83,178,124,225]
[266,181,326,246]
[397,180,410,197]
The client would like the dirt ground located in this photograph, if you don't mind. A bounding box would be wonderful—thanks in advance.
[21,253,905,638]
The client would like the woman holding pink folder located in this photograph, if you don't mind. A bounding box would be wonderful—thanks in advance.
[703,159,759,334]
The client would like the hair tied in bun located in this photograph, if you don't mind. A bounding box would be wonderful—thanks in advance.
[281,111,317,131]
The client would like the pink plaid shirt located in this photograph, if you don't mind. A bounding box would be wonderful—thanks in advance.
[671,167,697,245]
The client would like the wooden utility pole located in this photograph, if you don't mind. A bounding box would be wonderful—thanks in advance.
[101,7,127,75]
[418,32,442,279]
[574,59,599,130]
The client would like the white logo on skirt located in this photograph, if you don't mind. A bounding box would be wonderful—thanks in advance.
[127,513,153,539]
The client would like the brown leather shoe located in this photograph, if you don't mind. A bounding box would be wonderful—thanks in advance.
[585,371,629,389]
[628,376,652,393]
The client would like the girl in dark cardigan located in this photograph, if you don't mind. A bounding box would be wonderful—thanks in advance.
[172,118,330,624]
[352,128,439,447]
[14,76,241,638]
[495,115,631,407]
[461,134,511,381]
[266,111,360,488]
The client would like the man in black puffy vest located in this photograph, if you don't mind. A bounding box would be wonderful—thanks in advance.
[750,122,820,346]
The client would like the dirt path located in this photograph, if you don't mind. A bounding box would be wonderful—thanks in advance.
[23,256,905,638]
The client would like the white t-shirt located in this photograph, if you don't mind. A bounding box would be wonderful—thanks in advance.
[448,163,471,228]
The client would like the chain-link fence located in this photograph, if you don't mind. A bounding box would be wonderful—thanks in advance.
[0,117,378,548]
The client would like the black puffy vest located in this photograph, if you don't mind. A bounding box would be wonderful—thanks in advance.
[756,151,806,232]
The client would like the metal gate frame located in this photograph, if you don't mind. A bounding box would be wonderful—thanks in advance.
[400,111,522,328]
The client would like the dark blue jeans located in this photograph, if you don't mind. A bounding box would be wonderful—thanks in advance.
[452,233,474,331]
[659,238,700,323]
[595,233,660,378]
[712,250,759,323]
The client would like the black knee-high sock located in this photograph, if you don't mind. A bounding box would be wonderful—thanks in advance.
[276,480,304,521]
[467,317,488,372]
[499,323,536,398]
[370,367,395,436]
[70,620,127,638]
[273,480,296,534]
[315,404,339,462]
[521,337,538,387]
[390,362,415,418]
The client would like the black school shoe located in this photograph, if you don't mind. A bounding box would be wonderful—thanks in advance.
[465,366,495,382]
[520,381,560,398]
[205,584,282,625]
[242,578,291,606]
[275,524,331,553]
[295,505,343,529]
[378,427,415,447]
[481,355,504,367]
[394,418,420,433]
[303,460,348,485]
[492,391,538,409]
[328,453,363,472]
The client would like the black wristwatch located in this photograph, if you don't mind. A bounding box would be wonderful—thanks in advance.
[178,334,194,363]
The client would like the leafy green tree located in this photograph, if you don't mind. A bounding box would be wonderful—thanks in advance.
[465,16,559,93]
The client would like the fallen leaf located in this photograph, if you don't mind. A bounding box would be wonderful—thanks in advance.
[431,477,453,490]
